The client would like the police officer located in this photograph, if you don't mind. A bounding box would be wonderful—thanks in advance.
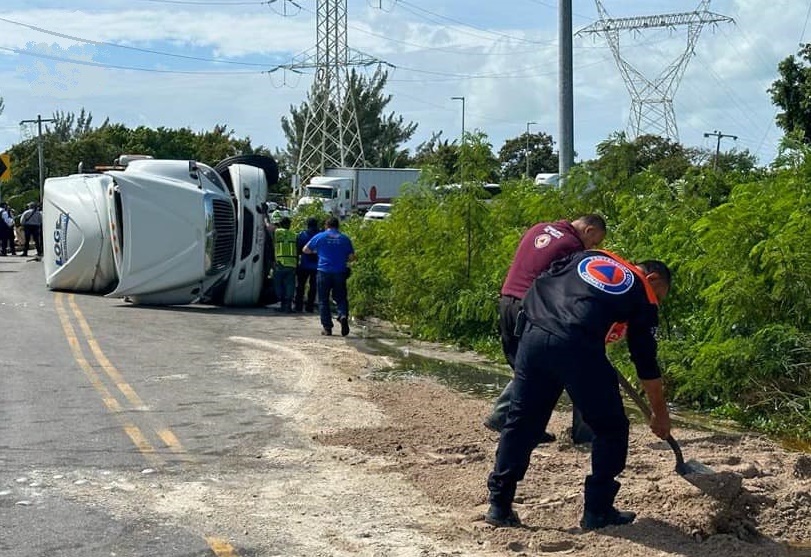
[484,214,607,444]
[485,251,672,530]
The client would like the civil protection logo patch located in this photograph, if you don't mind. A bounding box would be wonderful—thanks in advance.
[534,233,551,249]
[577,255,634,295]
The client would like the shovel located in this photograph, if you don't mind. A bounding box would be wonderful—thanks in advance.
[614,372,741,498]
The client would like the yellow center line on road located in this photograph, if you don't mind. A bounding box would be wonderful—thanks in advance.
[156,428,185,454]
[54,293,123,414]
[65,294,191,459]
[54,292,162,466]
[67,294,147,410]
[205,537,240,557]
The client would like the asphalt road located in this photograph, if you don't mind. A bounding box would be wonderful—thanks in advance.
[0,255,318,556]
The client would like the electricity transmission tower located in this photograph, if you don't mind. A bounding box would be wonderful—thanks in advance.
[282,0,384,187]
[576,0,732,141]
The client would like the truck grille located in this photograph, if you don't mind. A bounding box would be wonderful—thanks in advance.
[207,197,235,274]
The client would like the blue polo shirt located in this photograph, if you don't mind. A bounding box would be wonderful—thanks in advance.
[306,229,354,273]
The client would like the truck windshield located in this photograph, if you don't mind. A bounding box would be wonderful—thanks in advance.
[305,186,334,199]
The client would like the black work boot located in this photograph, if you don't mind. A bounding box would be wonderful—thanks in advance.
[580,507,636,530]
[339,316,350,336]
[484,504,522,528]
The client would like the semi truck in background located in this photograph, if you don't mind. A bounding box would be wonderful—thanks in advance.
[295,167,420,217]
[42,154,278,306]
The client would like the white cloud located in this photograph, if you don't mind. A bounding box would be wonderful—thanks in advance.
[0,0,804,166]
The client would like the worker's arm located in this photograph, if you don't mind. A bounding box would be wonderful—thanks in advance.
[302,244,315,255]
[640,378,671,440]
[627,303,670,440]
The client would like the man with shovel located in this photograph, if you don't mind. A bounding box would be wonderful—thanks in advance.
[485,251,672,530]
[484,214,607,444]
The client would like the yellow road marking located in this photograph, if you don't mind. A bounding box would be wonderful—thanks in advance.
[205,537,239,557]
[123,425,156,455]
[157,428,185,453]
[54,293,161,465]
[67,294,146,409]
[54,294,123,413]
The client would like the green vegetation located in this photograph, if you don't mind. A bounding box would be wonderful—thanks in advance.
[0,109,275,211]
[343,132,811,442]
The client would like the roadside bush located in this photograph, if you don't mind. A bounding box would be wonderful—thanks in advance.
[346,134,811,441]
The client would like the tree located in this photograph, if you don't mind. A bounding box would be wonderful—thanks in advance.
[591,132,698,183]
[498,131,557,180]
[769,43,811,142]
[281,67,418,173]
[1,111,269,206]
[410,131,459,185]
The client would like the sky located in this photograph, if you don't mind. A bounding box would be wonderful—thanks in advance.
[0,0,807,170]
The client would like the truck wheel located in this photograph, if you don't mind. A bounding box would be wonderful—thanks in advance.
[214,155,280,191]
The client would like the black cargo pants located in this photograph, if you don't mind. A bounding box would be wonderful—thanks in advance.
[488,295,594,443]
[487,324,630,514]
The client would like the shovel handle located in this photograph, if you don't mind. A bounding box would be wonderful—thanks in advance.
[615,371,686,469]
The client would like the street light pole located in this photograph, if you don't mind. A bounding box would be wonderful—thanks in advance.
[525,121,537,179]
[20,114,56,203]
[451,96,466,183]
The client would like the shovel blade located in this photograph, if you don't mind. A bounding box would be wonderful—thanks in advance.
[677,458,715,476]
[678,463,743,502]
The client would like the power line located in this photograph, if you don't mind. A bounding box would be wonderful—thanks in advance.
[293,1,558,56]
[0,46,264,74]
[756,1,811,157]
[0,16,280,67]
[393,0,551,46]
[130,0,271,5]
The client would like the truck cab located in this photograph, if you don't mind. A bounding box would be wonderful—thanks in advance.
[43,155,278,307]
[295,176,353,217]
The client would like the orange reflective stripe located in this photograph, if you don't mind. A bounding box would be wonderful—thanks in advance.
[593,249,658,305]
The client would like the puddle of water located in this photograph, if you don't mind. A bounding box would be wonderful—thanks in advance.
[352,325,811,452]
[358,338,510,398]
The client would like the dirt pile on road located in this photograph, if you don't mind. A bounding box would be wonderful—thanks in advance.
[319,376,811,557]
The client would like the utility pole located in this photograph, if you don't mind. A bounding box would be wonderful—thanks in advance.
[525,121,537,179]
[451,96,466,182]
[20,114,56,203]
[559,0,574,180]
[704,130,737,170]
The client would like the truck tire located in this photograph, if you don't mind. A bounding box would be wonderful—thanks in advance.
[214,154,280,191]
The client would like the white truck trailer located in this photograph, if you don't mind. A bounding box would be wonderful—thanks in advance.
[43,155,278,306]
[295,167,420,217]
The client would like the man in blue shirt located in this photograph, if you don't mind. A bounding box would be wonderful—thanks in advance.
[295,217,321,313]
[303,216,356,336]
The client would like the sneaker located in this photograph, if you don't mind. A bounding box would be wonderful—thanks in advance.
[484,504,522,528]
[321,329,332,336]
[580,507,636,530]
[339,316,350,337]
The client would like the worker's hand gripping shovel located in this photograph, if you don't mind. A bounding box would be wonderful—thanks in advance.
[614,372,741,499]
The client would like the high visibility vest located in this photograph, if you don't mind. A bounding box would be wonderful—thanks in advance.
[274,228,298,268]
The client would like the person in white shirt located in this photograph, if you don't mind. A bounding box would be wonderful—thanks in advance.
[20,202,43,257]
[0,202,15,256]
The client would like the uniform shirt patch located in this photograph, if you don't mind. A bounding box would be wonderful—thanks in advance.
[534,233,551,249]
[543,225,564,239]
[578,255,634,295]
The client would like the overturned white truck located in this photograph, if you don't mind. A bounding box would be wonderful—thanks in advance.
[42,154,279,306]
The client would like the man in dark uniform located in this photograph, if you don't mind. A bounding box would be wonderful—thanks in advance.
[485,251,672,530]
[483,214,607,443]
